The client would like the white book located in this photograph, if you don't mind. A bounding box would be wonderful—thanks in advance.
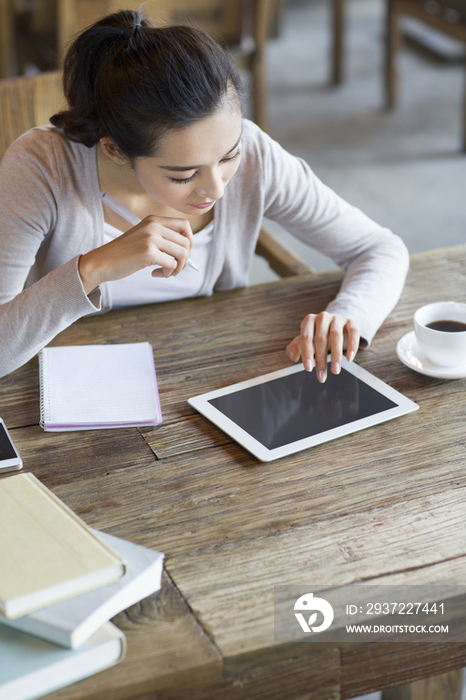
[0,621,126,700]
[0,531,164,649]
[39,342,162,431]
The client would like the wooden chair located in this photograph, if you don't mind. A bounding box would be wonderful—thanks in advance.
[0,0,14,78]
[385,0,466,150]
[1,0,276,134]
[331,0,346,85]
[0,71,64,162]
[0,70,313,279]
[330,0,466,149]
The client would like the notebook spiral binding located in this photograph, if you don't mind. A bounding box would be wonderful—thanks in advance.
[36,343,162,432]
[38,350,50,430]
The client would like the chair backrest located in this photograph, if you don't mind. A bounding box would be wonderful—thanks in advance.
[395,0,466,40]
[406,0,466,21]
[0,71,64,162]
[142,0,244,46]
[56,0,245,64]
[1,2,272,131]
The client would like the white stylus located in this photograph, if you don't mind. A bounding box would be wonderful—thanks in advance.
[100,191,200,272]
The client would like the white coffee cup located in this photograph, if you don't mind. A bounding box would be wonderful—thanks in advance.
[414,301,466,367]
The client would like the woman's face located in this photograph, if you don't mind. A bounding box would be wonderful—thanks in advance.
[133,103,243,217]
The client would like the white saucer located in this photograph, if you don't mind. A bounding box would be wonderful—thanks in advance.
[396,331,466,379]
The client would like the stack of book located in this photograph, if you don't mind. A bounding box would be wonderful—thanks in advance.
[0,473,164,700]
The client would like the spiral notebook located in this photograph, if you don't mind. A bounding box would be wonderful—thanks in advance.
[39,342,162,431]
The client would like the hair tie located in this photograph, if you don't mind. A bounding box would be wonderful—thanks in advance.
[128,23,141,34]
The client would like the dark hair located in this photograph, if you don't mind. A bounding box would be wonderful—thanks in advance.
[50,8,244,159]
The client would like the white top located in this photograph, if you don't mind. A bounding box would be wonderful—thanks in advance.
[103,221,214,308]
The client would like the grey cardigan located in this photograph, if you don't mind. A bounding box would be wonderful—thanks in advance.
[0,119,409,377]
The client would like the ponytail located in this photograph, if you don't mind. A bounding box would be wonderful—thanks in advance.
[50,9,244,159]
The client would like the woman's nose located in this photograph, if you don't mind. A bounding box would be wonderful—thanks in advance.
[195,171,224,200]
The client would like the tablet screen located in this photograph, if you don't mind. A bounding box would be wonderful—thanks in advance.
[208,365,397,450]
[188,358,418,461]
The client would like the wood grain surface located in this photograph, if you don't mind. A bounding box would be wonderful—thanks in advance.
[1,245,466,700]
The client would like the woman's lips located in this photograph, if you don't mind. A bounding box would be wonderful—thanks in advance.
[190,200,215,209]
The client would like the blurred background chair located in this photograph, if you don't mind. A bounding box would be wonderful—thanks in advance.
[329,0,466,150]
[0,0,282,133]
[0,69,313,278]
[385,0,466,150]
[331,0,346,84]
[0,70,63,162]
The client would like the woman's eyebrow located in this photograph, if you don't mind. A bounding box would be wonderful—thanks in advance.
[158,133,242,172]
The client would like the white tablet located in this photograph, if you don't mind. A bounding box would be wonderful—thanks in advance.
[188,357,418,462]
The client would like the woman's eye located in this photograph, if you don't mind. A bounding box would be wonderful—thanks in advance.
[170,173,196,185]
[222,149,241,163]
[169,149,241,184]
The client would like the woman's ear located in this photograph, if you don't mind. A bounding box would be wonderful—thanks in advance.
[99,138,128,164]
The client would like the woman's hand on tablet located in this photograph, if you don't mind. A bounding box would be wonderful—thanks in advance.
[285,312,360,383]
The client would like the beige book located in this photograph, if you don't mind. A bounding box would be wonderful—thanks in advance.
[0,473,126,619]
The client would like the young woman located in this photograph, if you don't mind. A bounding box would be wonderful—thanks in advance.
[0,9,409,381]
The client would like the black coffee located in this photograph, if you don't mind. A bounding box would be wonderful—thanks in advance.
[426,320,466,332]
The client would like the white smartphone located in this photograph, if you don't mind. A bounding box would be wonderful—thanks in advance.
[0,418,22,472]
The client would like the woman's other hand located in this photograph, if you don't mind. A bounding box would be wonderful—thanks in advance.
[78,215,193,294]
[286,312,360,383]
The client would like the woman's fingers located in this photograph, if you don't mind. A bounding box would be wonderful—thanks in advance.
[328,315,346,376]
[78,215,194,293]
[345,319,361,363]
[149,233,190,275]
[312,312,333,382]
[141,215,193,275]
[285,312,361,383]
[298,314,316,372]
[285,336,301,364]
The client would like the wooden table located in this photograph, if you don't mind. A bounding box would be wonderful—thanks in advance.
[2,244,466,700]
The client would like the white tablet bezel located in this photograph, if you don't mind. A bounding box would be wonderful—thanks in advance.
[188,357,419,462]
